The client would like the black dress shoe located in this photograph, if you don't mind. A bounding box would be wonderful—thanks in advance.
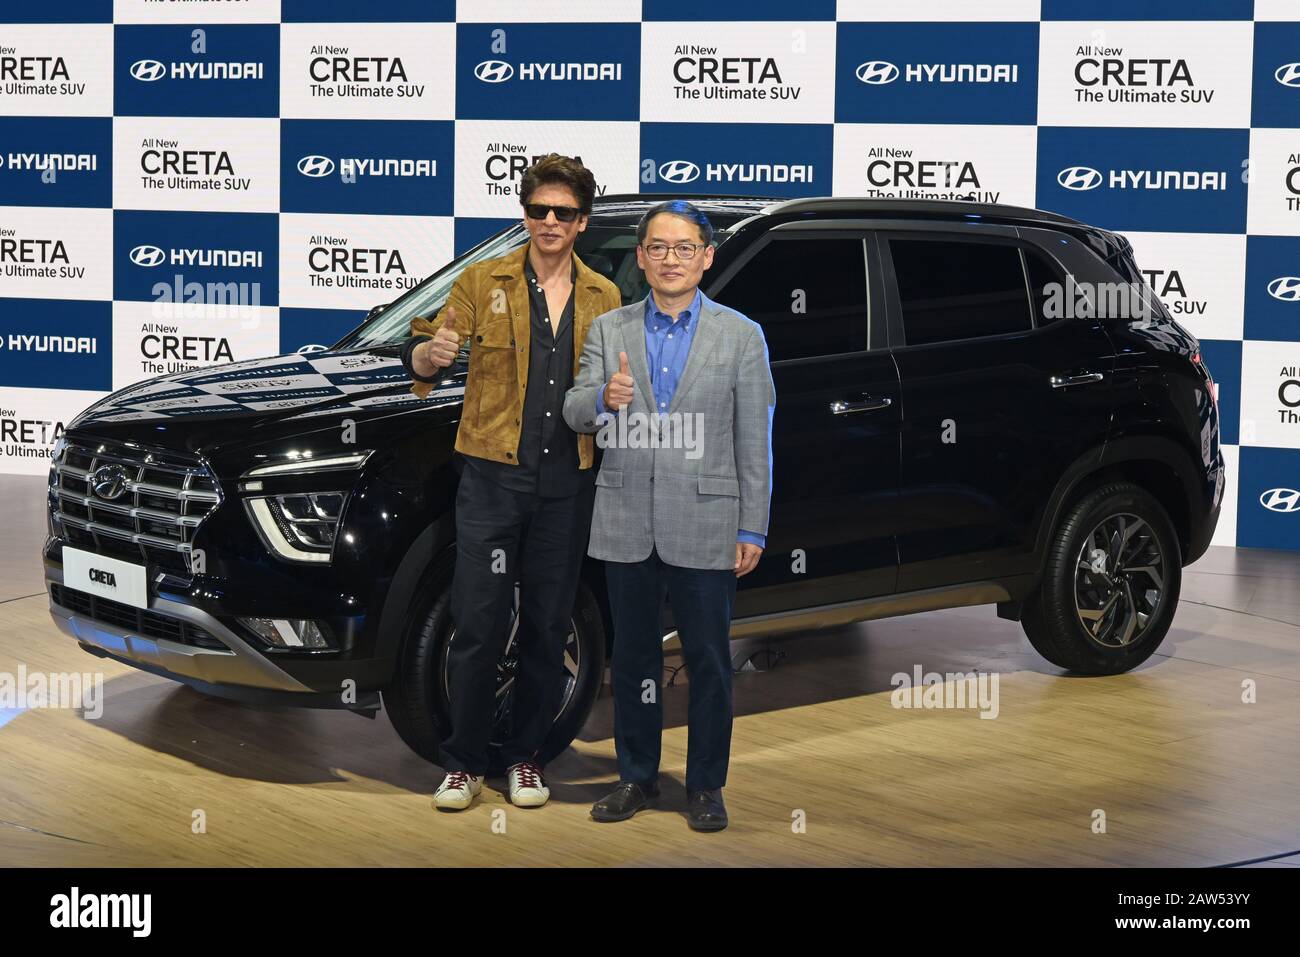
[687,789,728,832]
[590,781,658,822]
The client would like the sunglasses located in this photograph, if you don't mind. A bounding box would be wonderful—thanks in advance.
[524,203,582,223]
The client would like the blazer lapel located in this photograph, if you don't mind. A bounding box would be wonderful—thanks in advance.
[618,304,655,413]
[668,298,720,415]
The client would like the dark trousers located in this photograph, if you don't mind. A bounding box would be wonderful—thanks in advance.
[440,467,594,774]
[605,548,738,792]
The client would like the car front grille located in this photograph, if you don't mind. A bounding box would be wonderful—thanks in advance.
[49,436,221,576]
[50,583,229,651]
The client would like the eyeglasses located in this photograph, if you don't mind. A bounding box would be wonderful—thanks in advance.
[642,242,709,261]
[524,203,581,222]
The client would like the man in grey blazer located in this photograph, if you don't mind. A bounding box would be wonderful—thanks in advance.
[563,200,775,831]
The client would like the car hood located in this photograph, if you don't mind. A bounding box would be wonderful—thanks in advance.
[67,348,465,456]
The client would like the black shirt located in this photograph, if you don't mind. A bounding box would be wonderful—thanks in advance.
[401,253,591,498]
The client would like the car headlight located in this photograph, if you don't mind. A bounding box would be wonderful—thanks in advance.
[242,450,372,477]
[244,491,347,563]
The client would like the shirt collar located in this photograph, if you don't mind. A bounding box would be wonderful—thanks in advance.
[645,287,702,328]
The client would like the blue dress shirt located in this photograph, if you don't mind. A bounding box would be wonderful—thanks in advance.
[596,289,765,549]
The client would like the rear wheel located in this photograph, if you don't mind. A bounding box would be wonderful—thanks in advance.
[384,576,605,773]
[1021,482,1181,675]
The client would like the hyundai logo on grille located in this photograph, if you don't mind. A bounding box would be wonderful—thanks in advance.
[1260,488,1300,513]
[129,245,166,267]
[130,59,166,82]
[1058,166,1103,191]
[90,464,131,501]
[658,160,700,184]
[855,61,900,85]
[474,60,514,83]
[297,155,335,177]
[1267,277,1300,301]
[1275,63,1300,88]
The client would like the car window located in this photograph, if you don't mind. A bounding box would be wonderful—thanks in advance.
[1024,246,1067,327]
[889,237,1033,346]
[713,236,869,362]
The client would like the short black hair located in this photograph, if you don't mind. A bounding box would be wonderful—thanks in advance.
[520,153,597,215]
[636,200,714,246]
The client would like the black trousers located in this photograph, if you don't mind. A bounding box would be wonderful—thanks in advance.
[439,466,594,774]
[605,548,738,792]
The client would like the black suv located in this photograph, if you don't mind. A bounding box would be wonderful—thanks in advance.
[43,195,1224,768]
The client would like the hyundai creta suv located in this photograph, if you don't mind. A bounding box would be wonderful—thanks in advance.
[43,195,1225,768]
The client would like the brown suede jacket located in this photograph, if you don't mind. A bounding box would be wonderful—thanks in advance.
[407,243,622,470]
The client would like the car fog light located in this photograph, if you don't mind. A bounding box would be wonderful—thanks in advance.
[240,617,330,649]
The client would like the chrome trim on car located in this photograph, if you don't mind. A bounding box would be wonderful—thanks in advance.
[48,435,222,574]
[45,563,314,693]
[661,581,1012,648]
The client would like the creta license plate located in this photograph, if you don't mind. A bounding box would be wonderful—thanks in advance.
[61,547,150,610]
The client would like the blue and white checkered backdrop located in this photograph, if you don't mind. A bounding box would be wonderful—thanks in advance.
[1,0,1298,550]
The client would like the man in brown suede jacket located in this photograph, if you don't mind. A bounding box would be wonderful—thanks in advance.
[401,154,621,811]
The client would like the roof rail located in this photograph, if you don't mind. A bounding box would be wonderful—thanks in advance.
[761,196,1083,226]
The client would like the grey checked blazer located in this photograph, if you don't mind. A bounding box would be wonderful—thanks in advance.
[563,291,776,571]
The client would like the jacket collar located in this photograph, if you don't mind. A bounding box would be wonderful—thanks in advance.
[489,241,607,292]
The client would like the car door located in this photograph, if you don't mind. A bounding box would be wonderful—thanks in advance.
[880,225,1117,593]
[706,224,901,618]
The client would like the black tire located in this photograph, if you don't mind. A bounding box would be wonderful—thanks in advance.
[383,576,606,773]
[1021,481,1181,675]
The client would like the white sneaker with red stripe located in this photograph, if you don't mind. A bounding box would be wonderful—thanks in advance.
[507,762,550,808]
[433,770,482,811]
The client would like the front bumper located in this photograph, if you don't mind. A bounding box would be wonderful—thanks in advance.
[45,560,379,711]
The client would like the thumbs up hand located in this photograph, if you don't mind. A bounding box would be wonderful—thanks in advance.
[422,306,464,369]
[604,350,635,412]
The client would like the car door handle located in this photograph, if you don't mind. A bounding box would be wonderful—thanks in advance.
[1050,372,1105,389]
[829,396,893,415]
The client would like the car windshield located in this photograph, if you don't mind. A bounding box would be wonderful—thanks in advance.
[333,223,668,350]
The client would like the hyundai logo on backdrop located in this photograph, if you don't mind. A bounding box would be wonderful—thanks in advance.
[640,121,830,199]
[456,23,639,120]
[297,155,335,178]
[1251,21,1300,127]
[1268,277,1300,302]
[114,210,278,305]
[1037,127,1248,232]
[1057,166,1103,191]
[128,245,166,267]
[280,119,453,216]
[1245,238,1300,342]
[1260,488,1300,513]
[0,117,111,207]
[855,61,900,85]
[115,24,279,117]
[836,22,1037,124]
[473,60,514,83]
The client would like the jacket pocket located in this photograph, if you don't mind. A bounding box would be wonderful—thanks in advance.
[698,475,739,497]
[472,318,514,365]
[595,468,624,488]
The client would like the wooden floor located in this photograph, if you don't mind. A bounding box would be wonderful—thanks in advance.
[2,475,1299,867]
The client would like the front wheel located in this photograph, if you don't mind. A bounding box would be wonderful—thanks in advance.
[384,576,606,773]
[1021,482,1181,675]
